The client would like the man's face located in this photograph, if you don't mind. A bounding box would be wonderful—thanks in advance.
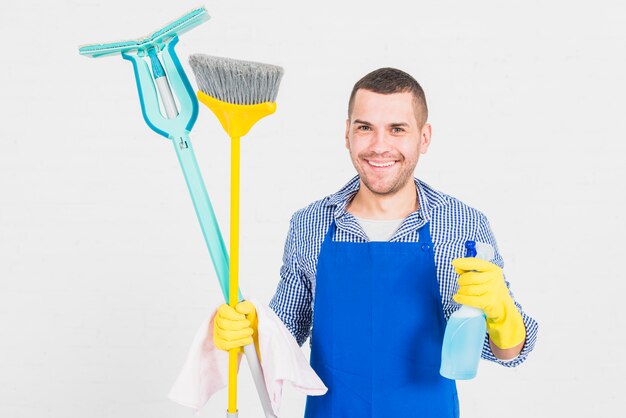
[345,89,431,196]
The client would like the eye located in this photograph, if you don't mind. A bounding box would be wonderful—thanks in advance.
[391,127,405,133]
[357,125,371,131]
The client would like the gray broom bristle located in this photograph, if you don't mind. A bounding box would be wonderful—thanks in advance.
[189,54,284,105]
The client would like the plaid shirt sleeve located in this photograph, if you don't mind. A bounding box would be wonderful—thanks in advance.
[268,215,314,347]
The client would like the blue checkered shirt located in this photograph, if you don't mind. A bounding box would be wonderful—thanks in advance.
[269,176,538,367]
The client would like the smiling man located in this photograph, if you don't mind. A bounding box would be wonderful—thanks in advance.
[213,68,538,417]
[345,87,429,219]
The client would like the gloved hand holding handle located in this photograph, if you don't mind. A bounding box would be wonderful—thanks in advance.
[214,301,275,417]
[451,257,526,350]
[214,301,261,360]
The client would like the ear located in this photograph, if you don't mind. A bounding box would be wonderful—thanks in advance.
[344,118,350,150]
[419,123,432,154]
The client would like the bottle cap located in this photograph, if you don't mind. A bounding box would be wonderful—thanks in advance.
[465,240,477,257]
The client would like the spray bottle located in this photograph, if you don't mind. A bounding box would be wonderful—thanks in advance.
[440,240,495,380]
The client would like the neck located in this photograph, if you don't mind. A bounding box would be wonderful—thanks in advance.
[347,179,418,220]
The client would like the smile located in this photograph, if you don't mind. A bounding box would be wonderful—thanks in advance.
[367,160,397,168]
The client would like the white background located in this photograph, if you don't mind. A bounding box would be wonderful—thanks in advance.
[1,0,625,417]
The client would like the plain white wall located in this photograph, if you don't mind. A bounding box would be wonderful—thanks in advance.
[1,0,625,417]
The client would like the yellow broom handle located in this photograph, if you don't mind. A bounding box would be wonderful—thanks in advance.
[228,135,241,414]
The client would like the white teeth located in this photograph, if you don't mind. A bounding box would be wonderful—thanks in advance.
[368,161,395,167]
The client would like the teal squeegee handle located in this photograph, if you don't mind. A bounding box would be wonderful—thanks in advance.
[173,134,243,303]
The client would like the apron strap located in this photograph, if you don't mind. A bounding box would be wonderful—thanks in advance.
[323,219,337,243]
[417,221,432,246]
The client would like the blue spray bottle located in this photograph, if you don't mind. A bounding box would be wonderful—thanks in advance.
[440,240,495,380]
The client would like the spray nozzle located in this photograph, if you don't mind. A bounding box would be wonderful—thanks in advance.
[465,240,477,257]
[464,240,495,261]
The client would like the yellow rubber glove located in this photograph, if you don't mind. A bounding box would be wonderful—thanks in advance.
[451,257,526,350]
[213,300,260,359]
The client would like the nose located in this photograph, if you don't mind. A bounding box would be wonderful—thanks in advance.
[369,130,392,154]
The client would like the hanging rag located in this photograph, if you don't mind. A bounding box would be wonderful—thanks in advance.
[168,299,327,415]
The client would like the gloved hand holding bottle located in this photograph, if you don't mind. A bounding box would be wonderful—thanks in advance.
[213,300,261,360]
[451,257,526,351]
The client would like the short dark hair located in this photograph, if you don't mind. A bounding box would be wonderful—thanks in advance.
[348,67,428,127]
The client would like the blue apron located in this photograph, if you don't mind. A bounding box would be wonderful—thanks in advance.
[304,220,458,418]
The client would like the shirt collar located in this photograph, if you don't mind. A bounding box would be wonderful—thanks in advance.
[326,175,433,222]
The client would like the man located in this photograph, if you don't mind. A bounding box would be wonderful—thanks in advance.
[214,68,538,417]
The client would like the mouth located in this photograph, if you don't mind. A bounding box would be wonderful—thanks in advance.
[366,159,397,168]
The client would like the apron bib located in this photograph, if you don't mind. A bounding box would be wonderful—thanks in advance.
[304,221,458,418]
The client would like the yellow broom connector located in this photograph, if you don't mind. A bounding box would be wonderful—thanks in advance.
[197,92,276,139]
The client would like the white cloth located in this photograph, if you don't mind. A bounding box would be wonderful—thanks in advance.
[168,299,327,415]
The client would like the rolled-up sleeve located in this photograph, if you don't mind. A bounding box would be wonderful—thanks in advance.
[269,216,314,347]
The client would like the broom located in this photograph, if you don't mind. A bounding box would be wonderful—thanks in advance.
[189,54,283,417]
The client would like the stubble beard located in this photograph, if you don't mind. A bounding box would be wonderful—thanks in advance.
[354,153,417,196]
